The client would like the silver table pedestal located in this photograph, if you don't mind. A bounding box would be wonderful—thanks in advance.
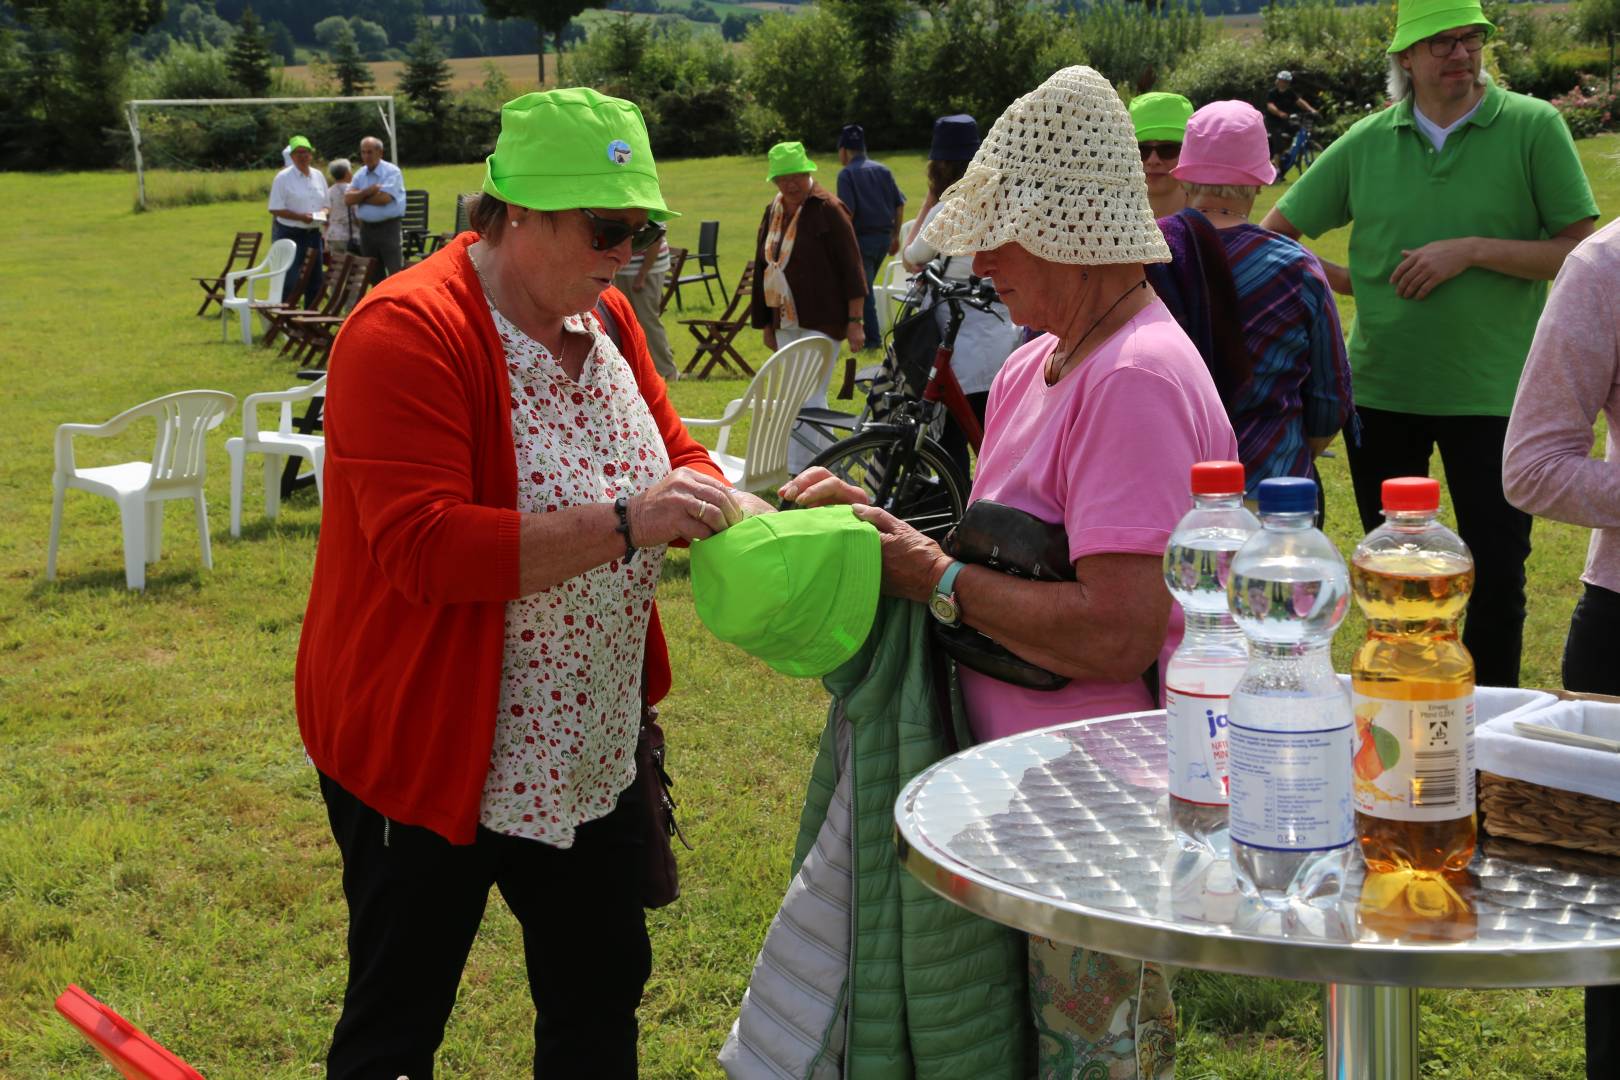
[895,711,1620,1080]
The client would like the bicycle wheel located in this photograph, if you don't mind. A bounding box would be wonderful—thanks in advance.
[804,428,970,542]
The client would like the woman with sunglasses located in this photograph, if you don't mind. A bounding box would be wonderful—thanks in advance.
[296,88,770,1080]
[1129,92,1193,220]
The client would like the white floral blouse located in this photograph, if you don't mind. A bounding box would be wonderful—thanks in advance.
[479,305,671,847]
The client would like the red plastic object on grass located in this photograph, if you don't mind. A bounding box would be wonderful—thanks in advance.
[54,985,205,1080]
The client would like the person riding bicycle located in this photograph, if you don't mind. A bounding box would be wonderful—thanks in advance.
[1264,70,1318,169]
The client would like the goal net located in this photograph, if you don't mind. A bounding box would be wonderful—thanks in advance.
[125,95,397,211]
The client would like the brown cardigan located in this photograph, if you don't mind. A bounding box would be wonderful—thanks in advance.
[750,185,868,340]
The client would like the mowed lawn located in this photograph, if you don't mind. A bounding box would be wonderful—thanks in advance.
[1,138,1616,1078]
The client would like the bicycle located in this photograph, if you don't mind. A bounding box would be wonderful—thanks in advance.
[789,263,1002,541]
[1277,114,1322,180]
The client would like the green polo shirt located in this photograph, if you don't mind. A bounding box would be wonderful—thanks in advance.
[1276,82,1597,416]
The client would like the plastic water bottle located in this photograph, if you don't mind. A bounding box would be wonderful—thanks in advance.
[1350,477,1476,874]
[1162,461,1259,851]
[1226,477,1354,909]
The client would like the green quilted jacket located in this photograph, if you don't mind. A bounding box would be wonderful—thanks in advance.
[792,597,1029,1078]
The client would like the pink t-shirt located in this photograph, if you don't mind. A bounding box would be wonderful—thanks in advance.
[960,298,1239,743]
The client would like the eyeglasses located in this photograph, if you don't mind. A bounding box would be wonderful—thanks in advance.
[1138,142,1182,162]
[579,208,665,253]
[1424,29,1486,57]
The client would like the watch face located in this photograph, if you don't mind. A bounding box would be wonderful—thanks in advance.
[929,592,959,625]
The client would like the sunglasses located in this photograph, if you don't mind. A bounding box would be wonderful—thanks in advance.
[579,208,665,253]
[1138,142,1182,162]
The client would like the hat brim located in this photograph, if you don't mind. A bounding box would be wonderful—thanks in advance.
[1134,127,1186,143]
[481,164,678,222]
[1172,159,1276,186]
[767,515,881,678]
[1389,12,1494,54]
[766,161,818,182]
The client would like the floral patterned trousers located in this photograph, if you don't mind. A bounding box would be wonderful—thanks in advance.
[1029,938,1175,1080]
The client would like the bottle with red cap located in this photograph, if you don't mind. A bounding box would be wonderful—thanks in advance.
[1162,460,1260,850]
[1350,476,1477,873]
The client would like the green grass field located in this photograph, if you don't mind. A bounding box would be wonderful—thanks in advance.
[1,138,1614,1078]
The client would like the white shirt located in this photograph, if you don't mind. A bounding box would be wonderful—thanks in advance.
[268,164,327,229]
[902,203,1022,396]
[1413,95,1485,152]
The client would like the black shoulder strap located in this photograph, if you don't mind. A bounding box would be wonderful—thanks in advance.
[593,296,623,352]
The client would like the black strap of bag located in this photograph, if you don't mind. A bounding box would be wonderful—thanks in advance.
[932,500,1160,705]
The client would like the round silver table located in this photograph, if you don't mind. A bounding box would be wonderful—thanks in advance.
[895,711,1620,1079]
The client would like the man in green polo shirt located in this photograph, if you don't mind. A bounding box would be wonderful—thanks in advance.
[1260,0,1596,689]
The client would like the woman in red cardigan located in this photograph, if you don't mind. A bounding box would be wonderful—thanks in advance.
[296,89,769,1080]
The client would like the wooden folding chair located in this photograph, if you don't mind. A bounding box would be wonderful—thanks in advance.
[680,261,757,380]
[193,231,261,316]
[281,255,375,366]
[255,252,346,349]
[659,246,688,315]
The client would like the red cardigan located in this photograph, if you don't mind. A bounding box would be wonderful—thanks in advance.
[296,233,724,844]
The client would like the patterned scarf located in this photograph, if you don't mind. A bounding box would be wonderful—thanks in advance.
[761,193,803,326]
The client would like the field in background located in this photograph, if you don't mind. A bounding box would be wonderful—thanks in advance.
[280,51,558,93]
[1,138,1615,1077]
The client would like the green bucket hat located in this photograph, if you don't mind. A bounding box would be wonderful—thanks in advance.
[1129,93,1194,143]
[1388,0,1494,54]
[287,135,313,152]
[690,506,881,678]
[482,88,677,222]
[766,141,818,182]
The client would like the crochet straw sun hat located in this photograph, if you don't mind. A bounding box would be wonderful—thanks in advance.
[920,66,1170,266]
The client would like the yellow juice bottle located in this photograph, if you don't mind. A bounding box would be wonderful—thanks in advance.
[1350,477,1476,873]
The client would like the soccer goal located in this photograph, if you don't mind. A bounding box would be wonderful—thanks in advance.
[124,95,397,211]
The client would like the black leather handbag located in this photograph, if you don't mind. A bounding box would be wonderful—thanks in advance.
[932,500,1075,692]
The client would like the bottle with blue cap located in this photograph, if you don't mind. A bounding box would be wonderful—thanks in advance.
[1224,477,1354,909]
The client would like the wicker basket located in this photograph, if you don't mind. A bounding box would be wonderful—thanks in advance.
[1479,771,1620,858]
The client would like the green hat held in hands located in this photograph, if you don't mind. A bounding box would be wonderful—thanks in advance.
[690,506,881,678]
[766,141,818,182]
[483,87,677,222]
[1388,0,1494,54]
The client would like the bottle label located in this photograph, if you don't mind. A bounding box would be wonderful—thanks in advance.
[1227,720,1354,851]
[1165,686,1229,806]
[1352,691,1475,821]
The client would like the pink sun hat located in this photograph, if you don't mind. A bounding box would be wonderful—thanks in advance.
[1171,100,1277,187]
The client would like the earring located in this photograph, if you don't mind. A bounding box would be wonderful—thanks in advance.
[510,219,520,228]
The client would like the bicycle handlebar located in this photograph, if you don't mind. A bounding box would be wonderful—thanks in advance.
[917,263,1002,315]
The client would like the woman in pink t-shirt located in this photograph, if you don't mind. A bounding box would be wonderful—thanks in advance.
[783,66,1238,1080]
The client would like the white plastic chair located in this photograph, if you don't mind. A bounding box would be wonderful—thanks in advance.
[679,334,839,493]
[874,258,915,339]
[221,237,297,345]
[225,375,327,537]
[48,390,236,590]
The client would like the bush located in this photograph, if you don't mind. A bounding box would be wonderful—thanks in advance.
[131,41,237,100]
[1068,0,1209,92]
[567,18,745,157]
[1550,78,1619,137]
[888,0,1087,146]
[741,8,858,151]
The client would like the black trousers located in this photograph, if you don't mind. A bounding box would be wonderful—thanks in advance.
[1562,583,1620,1079]
[272,221,323,308]
[318,772,650,1080]
[1344,407,1532,687]
[358,218,404,283]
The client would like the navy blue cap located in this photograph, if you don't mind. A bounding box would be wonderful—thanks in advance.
[930,114,980,162]
[837,123,865,150]
[1257,477,1318,514]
